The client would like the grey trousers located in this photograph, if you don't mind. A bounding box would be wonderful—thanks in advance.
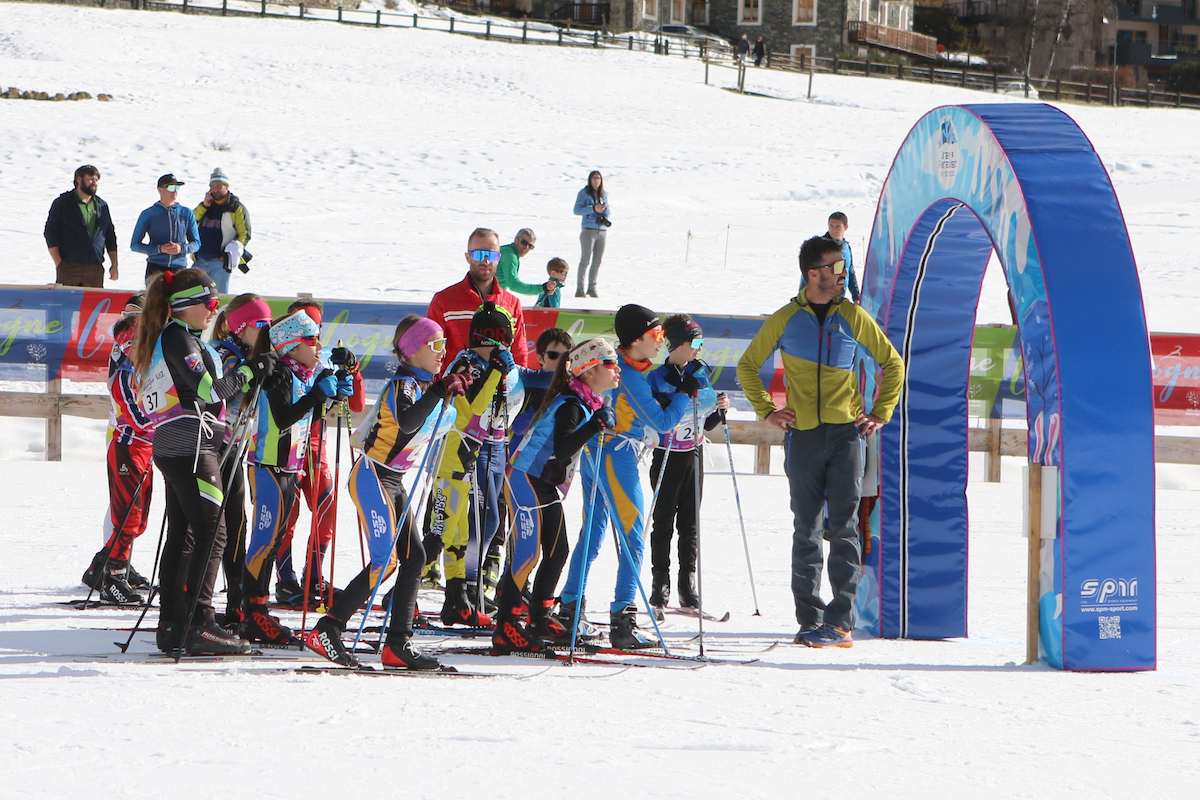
[783,423,864,630]
[577,229,606,293]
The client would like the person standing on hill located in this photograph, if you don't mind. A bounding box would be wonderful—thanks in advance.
[44,164,119,288]
[130,174,200,284]
[193,168,251,293]
[497,228,557,300]
[573,170,610,298]
[736,236,904,649]
[753,37,766,67]
[736,34,750,62]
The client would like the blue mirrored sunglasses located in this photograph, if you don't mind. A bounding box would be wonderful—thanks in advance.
[469,249,502,265]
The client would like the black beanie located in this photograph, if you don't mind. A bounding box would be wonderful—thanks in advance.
[613,304,661,348]
[469,301,514,347]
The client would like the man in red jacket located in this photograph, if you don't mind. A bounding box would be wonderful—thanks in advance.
[427,227,530,371]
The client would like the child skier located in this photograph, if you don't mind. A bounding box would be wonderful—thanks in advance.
[646,314,729,611]
[240,310,350,646]
[556,304,695,649]
[274,299,366,610]
[133,268,276,655]
[534,258,569,308]
[210,293,274,625]
[305,315,466,669]
[81,305,154,605]
[492,337,618,653]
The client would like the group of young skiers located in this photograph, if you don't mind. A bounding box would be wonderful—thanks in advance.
[81,268,728,669]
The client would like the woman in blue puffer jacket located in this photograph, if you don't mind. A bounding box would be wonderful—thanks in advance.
[573,170,611,299]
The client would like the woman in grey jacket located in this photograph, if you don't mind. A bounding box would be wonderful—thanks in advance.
[573,170,610,298]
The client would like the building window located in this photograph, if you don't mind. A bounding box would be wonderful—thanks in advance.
[671,0,684,22]
[739,0,761,24]
[644,0,657,20]
[793,0,816,25]
[790,43,817,67]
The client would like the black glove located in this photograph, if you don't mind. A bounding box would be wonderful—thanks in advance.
[679,373,701,398]
[541,458,568,486]
[661,368,684,389]
[490,346,516,374]
[593,405,616,431]
[244,351,278,382]
[331,346,358,372]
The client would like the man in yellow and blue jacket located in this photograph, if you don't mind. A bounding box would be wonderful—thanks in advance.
[737,236,904,649]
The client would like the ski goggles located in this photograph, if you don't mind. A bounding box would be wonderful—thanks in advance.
[469,249,502,265]
[429,337,447,354]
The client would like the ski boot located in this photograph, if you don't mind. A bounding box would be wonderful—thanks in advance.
[649,569,670,610]
[239,597,302,646]
[554,596,600,640]
[465,578,498,616]
[381,636,441,670]
[609,605,656,650]
[274,579,305,608]
[529,598,571,647]
[420,560,442,590]
[156,619,181,654]
[126,562,150,591]
[99,560,144,606]
[678,570,700,610]
[440,578,492,628]
[492,602,544,654]
[304,616,359,667]
[186,618,252,656]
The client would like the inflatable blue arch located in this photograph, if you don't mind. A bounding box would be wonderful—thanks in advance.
[857,104,1156,671]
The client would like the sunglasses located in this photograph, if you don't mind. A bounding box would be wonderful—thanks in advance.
[469,249,502,265]
[251,319,271,328]
[428,337,447,354]
[649,327,665,343]
[819,259,846,275]
[165,184,181,192]
[688,337,705,350]
[601,358,619,370]
[542,349,567,361]
[204,296,220,311]
[519,238,535,250]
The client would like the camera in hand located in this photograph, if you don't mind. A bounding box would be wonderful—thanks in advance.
[595,214,612,228]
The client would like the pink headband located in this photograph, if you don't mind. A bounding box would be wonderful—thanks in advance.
[396,317,442,360]
[226,299,273,337]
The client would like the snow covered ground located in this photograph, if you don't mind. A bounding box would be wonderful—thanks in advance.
[1,5,1199,797]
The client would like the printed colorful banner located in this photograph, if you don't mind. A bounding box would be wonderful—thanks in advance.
[2,286,1196,426]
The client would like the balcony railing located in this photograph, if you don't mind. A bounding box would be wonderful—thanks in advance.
[548,2,610,25]
[847,20,938,59]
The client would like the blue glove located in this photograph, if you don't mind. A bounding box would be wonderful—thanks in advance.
[336,370,354,398]
[593,405,616,431]
[313,368,337,399]
[490,346,516,374]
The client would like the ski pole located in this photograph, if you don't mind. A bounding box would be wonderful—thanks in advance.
[300,404,327,633]
[600,488,671,655]
[324,398,348,621]
[692,396,705,658]
[722,411,761,615]
[376,433,445,650]
[352,400,448,652]
[171,378,266,661]
[115,504,168,652]
[80,461,155,609]
[568,432,606,666]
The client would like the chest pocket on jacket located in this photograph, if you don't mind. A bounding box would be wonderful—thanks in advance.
[824,316,859,371]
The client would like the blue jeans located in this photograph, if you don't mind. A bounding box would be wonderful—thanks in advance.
[560,440,646,614]
[195,256,231,293]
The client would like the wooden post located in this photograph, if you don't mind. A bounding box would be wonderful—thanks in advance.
[299,3,304,18]
[375,9,380,26]
[337,6,341,21]
[261,0,266,16]
[413,13,418,27]
[1146,87,1153,107]
[898,62,904,80]
[558,29,562,45]
[222,0,227,15]
[986,417,1002,482]
[1026,463,1042,665]
[865,57,870,77]
[486,20,491,39]
[449,18,454,32]
[754,445,771,475]
[961,65,967,86]
[994,71,999,92]
[45,378,63,462]
[523,21,527,41]
[832,54,838,74]
[183,0,188,11]
[929,63,935,83]
[1086,79,1092,103]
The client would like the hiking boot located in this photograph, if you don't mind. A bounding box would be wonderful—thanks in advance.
[382,637,441,670]
[649,570,670,609]
[792,623,821,644]
[126,563,151,590]
[186,619,252,656]
[575,287,586,298]
[239,599,301,646]
[100,571,144,606]
[440,578,492,628]
[492,604,544,654]
[305,616,359,667]
[274,579,305,607]
[609,605,656,650]
[529,598,570,646]
[678,570,700,610]
[799,623,853,648]
[555,596,600,639]
[587,287,599,298]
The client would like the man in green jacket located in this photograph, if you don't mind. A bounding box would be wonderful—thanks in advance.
[736,236,904,649]
[496,228,555,299]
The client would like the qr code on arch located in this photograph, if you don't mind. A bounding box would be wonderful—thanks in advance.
[1098,615,1121,640]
